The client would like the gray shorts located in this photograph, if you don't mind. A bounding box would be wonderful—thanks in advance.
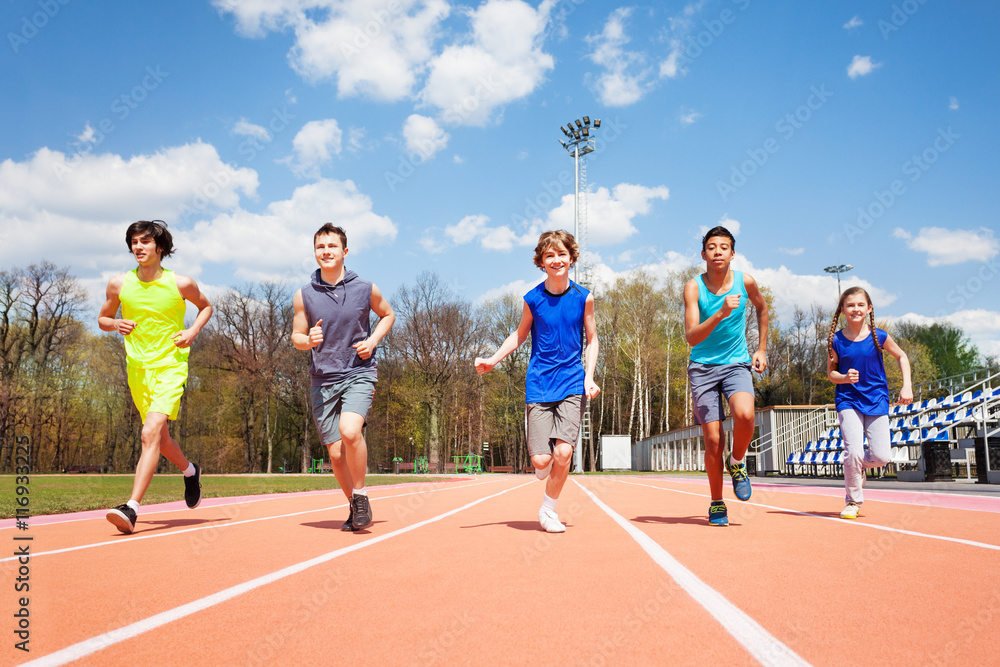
[688,362,754,425]
[311,373,376,445]
[526,395,585,456]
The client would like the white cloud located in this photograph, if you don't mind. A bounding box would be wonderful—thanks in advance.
[445,214,489,244]
[847,55,881,79]
[843,15,863,30]
[346,127,366,152]
[896,310,1000,358]
[678,107,702,125]
[776,247,805,256]
[77,124,97,144]
[699,215,741,240]
[949,96,960,111]
[475,277,541,305]
[546,183,670,246]
[421,0,555,126]
[233,119,270,140]
[181,178,397,281]
[215,0,450,102]
[453,155,464,164]
[894,226,999,266]
[585,8,653,107]
[289,119,343,175]
[402,114,449,160]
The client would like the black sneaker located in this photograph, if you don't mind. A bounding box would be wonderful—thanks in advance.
[107,504,137,534]
[352,493,372,529]
[184,463,202,509]
[341,505,357,532]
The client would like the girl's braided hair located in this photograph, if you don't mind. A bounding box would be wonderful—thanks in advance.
[827,286,882,360]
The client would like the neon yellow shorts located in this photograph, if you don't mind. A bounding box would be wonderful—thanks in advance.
[127,362,188,422]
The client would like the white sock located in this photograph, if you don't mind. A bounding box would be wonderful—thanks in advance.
[353,487,367,497]
[126,500,140,512]
[729,454,745,467]
[182,463,196,477]
[541,493,557,514]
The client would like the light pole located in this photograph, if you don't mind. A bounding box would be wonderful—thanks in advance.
[559,116,600,474]
[559,116,600,286]
[824,264,853,296]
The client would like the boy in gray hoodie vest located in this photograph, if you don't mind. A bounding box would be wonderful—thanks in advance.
[292,223,395,531]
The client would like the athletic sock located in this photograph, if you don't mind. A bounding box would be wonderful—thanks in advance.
[126,500,140,512]
[182,463,196,477]
[729,454,745,467]
[541,493,557,514]
[353,487,368,497]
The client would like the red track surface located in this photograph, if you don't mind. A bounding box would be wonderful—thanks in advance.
[3,475,999,666]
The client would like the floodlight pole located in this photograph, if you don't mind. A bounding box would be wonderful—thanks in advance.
[824,264,853,296]
[558,117,600,474]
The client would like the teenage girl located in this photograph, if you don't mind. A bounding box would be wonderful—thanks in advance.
[827,287,912,519]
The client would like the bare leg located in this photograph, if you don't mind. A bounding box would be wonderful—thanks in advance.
[544,441,575,500]
[702,421,725,501]
[130,412,189,504]
[729,392,756,461]
[338,412,368,490]
[326,439,354,502]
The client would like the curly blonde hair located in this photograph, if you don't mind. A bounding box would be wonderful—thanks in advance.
[533,230,579,269]
[827,286,883,360]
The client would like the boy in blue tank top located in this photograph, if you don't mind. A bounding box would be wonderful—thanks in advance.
[683,226,769,526]
[292,224,395,532]
[475,230,600,533]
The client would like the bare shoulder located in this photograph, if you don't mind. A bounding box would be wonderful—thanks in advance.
[105,272,127,295]
[742,271,758,288]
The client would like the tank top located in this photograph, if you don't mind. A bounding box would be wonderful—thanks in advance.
[833,328,889,415]
[690,270,751,365]
[120,268,189,368]
[300,269,376,386]
[524,280,588,403]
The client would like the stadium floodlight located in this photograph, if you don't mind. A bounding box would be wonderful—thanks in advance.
[574,131,581,139]
[594,119,601,128]
[824,264,854,296]
[583,116,590,125]
[582,127,589,137]
[561,126,570,136]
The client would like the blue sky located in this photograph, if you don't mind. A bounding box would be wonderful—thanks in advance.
[2,1,998,356]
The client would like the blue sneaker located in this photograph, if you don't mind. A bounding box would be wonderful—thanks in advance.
[727,460,752,501]
[709,501,728,526]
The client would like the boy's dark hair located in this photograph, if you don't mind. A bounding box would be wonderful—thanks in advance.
[126,220,174,258]
[533,229,579,269]
[701,226,736,251]
[314,223,348,249]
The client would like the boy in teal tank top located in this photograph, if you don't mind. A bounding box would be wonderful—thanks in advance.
[683,226,769,526]
[98,220,213,534]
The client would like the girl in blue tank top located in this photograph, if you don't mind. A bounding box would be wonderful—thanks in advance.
[826,287,912,520]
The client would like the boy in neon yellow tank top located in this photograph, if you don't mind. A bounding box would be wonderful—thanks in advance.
[683,226,768,526]
[98,220,213,534]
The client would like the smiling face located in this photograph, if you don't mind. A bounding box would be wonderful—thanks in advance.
[540,240,572,279]
[314,232,347,271]
[701,235,735,270]
[841,291,872,325]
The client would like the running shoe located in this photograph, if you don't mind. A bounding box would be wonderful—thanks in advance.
[709,501,729,526]
[352,493,372,529]
[535,460,553,481]
[538,509,566,533]
[727,459,752,501]
[107,504,137,534]
[341,505,356,532]
[184,463,202,509]
[840,502,860,520]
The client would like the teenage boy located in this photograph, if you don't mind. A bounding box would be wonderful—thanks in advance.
[292,223,395,531]
[683,226,768,526]
[475,230,599,533]
[98,220,213,534]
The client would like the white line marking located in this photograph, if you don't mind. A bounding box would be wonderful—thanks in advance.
[613,478,1000,552]
[0,479,503,563]
[575,480,812,667]
[22,480,533,667]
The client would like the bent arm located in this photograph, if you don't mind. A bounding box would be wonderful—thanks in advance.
[883,334,913,403]
[684,279,725,347]
[745,273,769,371]
[291,290,314,350]
[475,302,533,374]
[583,294,600,398]
[174,275,213,347]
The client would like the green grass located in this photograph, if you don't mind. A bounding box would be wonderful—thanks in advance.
[0,473,437,519]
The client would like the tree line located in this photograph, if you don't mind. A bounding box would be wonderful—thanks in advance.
[1,262,991,474]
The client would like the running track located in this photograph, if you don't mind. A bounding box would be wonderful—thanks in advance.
[3,475,999,666]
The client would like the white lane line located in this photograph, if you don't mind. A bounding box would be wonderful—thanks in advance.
[0,479,504,563]
[575,479,812,667]
[22,480,534,667]
[613,478,1000,552]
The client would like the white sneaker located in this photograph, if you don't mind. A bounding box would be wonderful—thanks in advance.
[840,502,860,520]
[535,460,553,480]
[538,509,566,533]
